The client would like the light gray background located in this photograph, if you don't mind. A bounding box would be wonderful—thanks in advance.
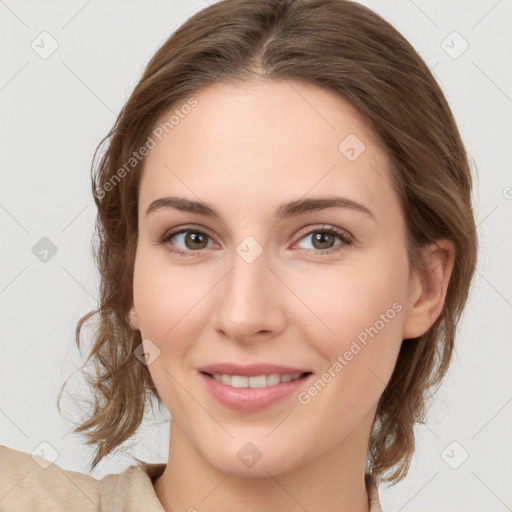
[1,1,511,510]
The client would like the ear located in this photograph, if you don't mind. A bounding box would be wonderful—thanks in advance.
[402,239,455,339]
[128,305,140,330]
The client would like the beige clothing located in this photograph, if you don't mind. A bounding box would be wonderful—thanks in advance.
[0,444,383,511]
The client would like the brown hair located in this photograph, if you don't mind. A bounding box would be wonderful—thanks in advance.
[57,0,477,483]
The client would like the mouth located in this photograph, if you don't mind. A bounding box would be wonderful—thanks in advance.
[198,370,314,412]
[200,370,313,388]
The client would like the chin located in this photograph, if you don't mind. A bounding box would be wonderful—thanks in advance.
[202,440,304,478]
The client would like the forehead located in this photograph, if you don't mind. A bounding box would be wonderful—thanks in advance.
[138,79,400,225]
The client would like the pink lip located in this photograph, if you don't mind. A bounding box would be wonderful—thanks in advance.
[198,371,314,413]
[198,362,312,377]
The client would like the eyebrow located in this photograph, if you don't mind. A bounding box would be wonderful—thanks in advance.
[145,196,375,221]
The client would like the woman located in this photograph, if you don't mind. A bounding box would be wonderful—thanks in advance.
[0,0,477,510]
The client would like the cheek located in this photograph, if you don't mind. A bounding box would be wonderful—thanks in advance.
[132,258,208,415]
[290,253,408,399]
[291,259,406,347]
[132,248,208,339]
[287,267,406,452]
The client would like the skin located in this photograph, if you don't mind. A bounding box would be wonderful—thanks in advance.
[128,78,454,512]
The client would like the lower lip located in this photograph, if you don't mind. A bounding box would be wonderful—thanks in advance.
[199,372,313,413]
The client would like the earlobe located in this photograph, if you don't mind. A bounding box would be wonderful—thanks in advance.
[128,306,140,330]
[402,239,455,339]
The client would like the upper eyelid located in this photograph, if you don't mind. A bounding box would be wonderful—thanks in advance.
[295,224,352,240]
[162,224,217,242]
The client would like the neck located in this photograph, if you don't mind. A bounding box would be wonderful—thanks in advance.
[153,412,375,512]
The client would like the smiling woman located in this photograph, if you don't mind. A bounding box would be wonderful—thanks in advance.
[0,0,478,511]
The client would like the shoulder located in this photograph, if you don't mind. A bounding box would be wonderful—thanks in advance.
[0,444,101,511]
[0,444,167,512]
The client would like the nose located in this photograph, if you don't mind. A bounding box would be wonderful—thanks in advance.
[211,246,287,344]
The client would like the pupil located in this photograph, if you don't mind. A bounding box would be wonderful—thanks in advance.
[314,232,332,249]
[187,232,206,249]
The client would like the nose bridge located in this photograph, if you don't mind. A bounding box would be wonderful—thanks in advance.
[213,241,285,340]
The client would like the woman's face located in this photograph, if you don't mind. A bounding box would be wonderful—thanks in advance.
[130,78,424,476]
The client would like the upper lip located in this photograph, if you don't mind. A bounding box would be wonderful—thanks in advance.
[199,362,313,377]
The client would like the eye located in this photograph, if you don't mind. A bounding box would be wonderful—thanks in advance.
[158,227,216,257]
[157,224,353,258]
[294,225,353,255]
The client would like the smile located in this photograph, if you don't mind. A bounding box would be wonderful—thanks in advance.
[204,372,310,388]
[199,371,314,412]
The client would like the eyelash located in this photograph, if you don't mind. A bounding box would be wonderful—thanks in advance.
[157,225,353,258]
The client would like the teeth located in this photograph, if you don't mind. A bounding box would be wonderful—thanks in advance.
[211,372,304,388]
